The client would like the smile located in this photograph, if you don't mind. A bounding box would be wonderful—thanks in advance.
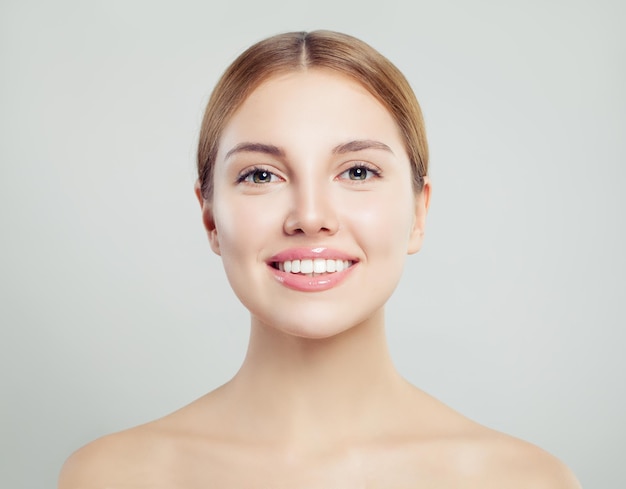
[272,259,355,275]
[267,248,358,292]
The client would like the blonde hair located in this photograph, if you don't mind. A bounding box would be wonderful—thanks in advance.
[197,30,428,199]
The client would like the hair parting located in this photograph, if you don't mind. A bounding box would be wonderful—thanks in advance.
[197,30,428,200]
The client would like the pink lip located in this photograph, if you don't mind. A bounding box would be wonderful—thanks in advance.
[268,247,356,263]
[267,247,358,292]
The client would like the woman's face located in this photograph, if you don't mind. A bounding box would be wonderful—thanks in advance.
[198,69,429,338]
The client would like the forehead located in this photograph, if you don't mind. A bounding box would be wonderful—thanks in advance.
[218,68,406,158]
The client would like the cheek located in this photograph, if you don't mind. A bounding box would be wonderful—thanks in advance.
[342,190,415,252]
[210,197,270,307]
[212,194,281,260]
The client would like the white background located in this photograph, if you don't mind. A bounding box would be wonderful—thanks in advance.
[1,0,624,487]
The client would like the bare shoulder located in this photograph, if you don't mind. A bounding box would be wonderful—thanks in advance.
[57,391,234,488]
[467,429,582,489]
[57,424,167,489]
[399,389,581,488]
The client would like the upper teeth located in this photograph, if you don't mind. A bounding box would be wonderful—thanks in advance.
[276,259,353,274]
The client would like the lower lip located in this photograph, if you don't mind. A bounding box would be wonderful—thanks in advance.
[268,263,357,292]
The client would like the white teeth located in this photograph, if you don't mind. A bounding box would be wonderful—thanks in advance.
[313,258,325,273]
[275,259,354,275]
[300,259,313,274]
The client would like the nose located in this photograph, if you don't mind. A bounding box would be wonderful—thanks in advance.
[283,181,339,236]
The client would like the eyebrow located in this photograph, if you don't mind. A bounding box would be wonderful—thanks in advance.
[224,139,394,160]
[225,142,286,160]
[332,139,394,155]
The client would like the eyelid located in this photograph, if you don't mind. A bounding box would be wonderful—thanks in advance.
[336,161,382,181]
[236,165,283,184]
[235,161,381,184]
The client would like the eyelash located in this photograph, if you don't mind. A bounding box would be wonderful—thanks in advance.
[337,163,381,182]
[236,166,282,184]
[236,163,382,185]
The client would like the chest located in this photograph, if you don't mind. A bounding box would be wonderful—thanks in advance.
[151,445,485,489]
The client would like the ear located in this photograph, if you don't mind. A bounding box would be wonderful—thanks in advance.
[407,176,431,255]
[194,180,221,256]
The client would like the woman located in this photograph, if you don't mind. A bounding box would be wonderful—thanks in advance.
[59,30,581,488]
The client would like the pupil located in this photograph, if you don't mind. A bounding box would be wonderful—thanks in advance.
[351,167,366,180]
[253,170,270,183]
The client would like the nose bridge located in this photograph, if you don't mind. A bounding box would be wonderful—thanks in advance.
[285,170,338,236]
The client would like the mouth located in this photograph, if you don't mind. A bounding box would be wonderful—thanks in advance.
[271,258,355,276]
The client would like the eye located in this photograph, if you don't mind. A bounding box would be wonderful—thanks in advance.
[238,167,281,184]
[338,164,381,181]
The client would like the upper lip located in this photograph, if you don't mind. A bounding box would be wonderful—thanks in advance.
[267,247,358,263]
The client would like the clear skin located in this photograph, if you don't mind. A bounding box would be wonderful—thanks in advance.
[58,69,581,488]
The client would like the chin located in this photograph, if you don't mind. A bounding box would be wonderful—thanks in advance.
[250,304,384,340]
[278,322,354,340]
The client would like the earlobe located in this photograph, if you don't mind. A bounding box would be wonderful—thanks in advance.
[194,180,221,256]
[407,176,431,255]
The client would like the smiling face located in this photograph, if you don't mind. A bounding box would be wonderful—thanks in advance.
[197,69,429,338]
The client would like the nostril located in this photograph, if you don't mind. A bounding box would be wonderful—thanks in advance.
[283,203,339,236]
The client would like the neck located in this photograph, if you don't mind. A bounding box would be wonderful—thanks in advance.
[222,308,409,446]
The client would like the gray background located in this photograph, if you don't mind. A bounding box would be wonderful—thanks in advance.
[1,0,624,487]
